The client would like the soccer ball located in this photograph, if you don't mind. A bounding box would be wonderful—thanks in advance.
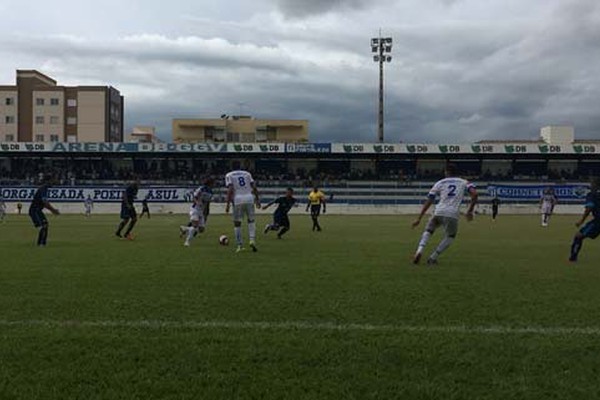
[219,235,229,246]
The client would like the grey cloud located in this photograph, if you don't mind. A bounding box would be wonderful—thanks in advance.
[274,0,380,18]
[3,0,600,143]
[0,35,302,77]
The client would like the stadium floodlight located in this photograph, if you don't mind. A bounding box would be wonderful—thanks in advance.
[371,31,393,143]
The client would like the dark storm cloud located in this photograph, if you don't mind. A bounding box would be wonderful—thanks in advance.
[2,0,600,142]
[0,35,301,76]
[275,0,371,18]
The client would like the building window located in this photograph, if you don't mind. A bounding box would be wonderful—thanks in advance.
[67,117,77,125]
[50,98,60,106]
[50,116,60,125]
[5,97,14,106]
[227,132,240,142]
[50,134,60,142]
[5,116,15,124]
[267,129,278,141]
[36,98,45,106]
[5,134,14,142]
[35,134,45,142]
[67,99,77,107]
[35,116,45,124]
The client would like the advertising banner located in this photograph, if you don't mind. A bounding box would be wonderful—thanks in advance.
[1,142,599,155]
[0,186,198,203]
[285,143,331,153]
[487,184,590,201]
[332,143,400,154]
[227,143,285,153]
[138,143,227,152]
[0,143,49,152]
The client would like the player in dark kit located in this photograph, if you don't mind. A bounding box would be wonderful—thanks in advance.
[569,179,600,262]
[491,196,500,221]
[140,197,150,219]
[115,182,139,240]
[29,178,60,246]
[263,188,297,239]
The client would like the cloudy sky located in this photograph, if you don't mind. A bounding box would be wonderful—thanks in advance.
[1,0,600,142]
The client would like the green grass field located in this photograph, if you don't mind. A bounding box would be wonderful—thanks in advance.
[1,212,600,399]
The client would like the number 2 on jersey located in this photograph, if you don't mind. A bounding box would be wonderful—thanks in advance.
[447,184,457,197]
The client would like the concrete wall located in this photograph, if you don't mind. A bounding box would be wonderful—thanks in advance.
[77,91,106,142]
[1,202,584,216]
[32,90,65,142]
[0,90,18,140]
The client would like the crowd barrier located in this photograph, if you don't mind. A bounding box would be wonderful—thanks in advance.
[0,202,585,216]
[0,181,589,215]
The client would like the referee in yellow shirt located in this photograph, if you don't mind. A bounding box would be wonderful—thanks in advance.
[306,187,326,231]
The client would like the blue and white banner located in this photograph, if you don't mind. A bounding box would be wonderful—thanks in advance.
[1,141,600,155]
[285,143,331,153]
[487,184,589,200]
[0,186,202,203]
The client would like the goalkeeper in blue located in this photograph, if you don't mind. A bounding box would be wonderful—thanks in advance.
[569,179,600,262]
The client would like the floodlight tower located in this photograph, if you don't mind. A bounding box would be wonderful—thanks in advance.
[371,33,392,143]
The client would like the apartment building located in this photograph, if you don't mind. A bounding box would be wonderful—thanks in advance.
[0,70,124,142]
[173,115,308,143]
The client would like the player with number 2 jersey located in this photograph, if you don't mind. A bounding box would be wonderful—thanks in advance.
[412,164,478,265]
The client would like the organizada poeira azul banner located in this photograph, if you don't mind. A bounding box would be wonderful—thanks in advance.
[0,187,201,203]
[487,184,589,201]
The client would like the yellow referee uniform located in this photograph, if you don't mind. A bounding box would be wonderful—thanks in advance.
[307,190,326,231]
[308,190,325,206]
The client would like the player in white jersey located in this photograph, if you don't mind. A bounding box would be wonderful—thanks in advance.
[225,162,260,253]
[84,195,94,218]
[412,164,478,265]
[179,184,209,247]
[540,187,557,227]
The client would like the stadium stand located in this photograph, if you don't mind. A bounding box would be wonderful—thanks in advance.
[0,141,597,213]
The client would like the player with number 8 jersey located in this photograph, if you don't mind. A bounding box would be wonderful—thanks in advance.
[225,163,261,253]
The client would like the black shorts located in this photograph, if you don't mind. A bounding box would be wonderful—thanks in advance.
[29,208,47,227]
[120,203,137,220]
[274,213,290,228]
[310,204,321,216]
[580,220,600,239]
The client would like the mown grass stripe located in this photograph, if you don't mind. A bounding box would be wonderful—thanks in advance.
[1,319,600,336]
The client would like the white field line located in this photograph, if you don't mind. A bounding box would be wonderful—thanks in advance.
[1,319,600,336]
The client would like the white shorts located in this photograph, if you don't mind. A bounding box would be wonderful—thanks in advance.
[426,215,459,237]
[233,203,255,223]
[541,204,553,214]
[189,207,206,227]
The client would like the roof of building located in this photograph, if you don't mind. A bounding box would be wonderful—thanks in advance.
[16,69,57,85]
